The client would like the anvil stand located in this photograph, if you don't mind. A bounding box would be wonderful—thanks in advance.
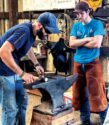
[24,74,78,125]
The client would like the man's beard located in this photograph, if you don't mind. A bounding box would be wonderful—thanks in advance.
[36,28,45,40]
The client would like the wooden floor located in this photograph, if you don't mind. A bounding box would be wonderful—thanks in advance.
[71,110,101,125]
[0,110,101,125]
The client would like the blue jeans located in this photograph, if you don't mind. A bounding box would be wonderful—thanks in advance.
[0,75,28,125]
[80,90,108,125]
[15,79,28,125]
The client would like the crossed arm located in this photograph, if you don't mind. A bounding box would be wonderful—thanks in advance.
[69,35,103,49]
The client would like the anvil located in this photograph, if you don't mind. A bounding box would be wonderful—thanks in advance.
[24,74,78,114]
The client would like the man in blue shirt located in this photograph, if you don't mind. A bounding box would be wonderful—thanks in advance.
[0,12,60,125]
[70,1,108,125]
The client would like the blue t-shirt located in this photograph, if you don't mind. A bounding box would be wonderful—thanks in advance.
[0,22,35,76]
[70,19,105,64]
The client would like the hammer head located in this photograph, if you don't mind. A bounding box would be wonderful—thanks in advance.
[39,76,48,82]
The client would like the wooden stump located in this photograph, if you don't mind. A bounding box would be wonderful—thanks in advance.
[31,109,74,125]
[26,90,42,125]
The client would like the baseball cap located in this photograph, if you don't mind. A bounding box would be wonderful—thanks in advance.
[37,12,60,34]
[74,1,90,13]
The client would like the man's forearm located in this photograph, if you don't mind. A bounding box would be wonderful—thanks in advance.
[83,36,103,48]
[69,37,92,48]
[83,41,97,48]
[27,48,39,65]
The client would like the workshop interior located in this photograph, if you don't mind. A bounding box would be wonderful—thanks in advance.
[0,0,109,125]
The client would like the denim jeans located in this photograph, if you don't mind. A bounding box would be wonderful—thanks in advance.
[15,80,28,125]
[0,75,18,125]
[0,75,28,125]
[103,104,109,125]
[80,88,91,125]
[80,90,108,125]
